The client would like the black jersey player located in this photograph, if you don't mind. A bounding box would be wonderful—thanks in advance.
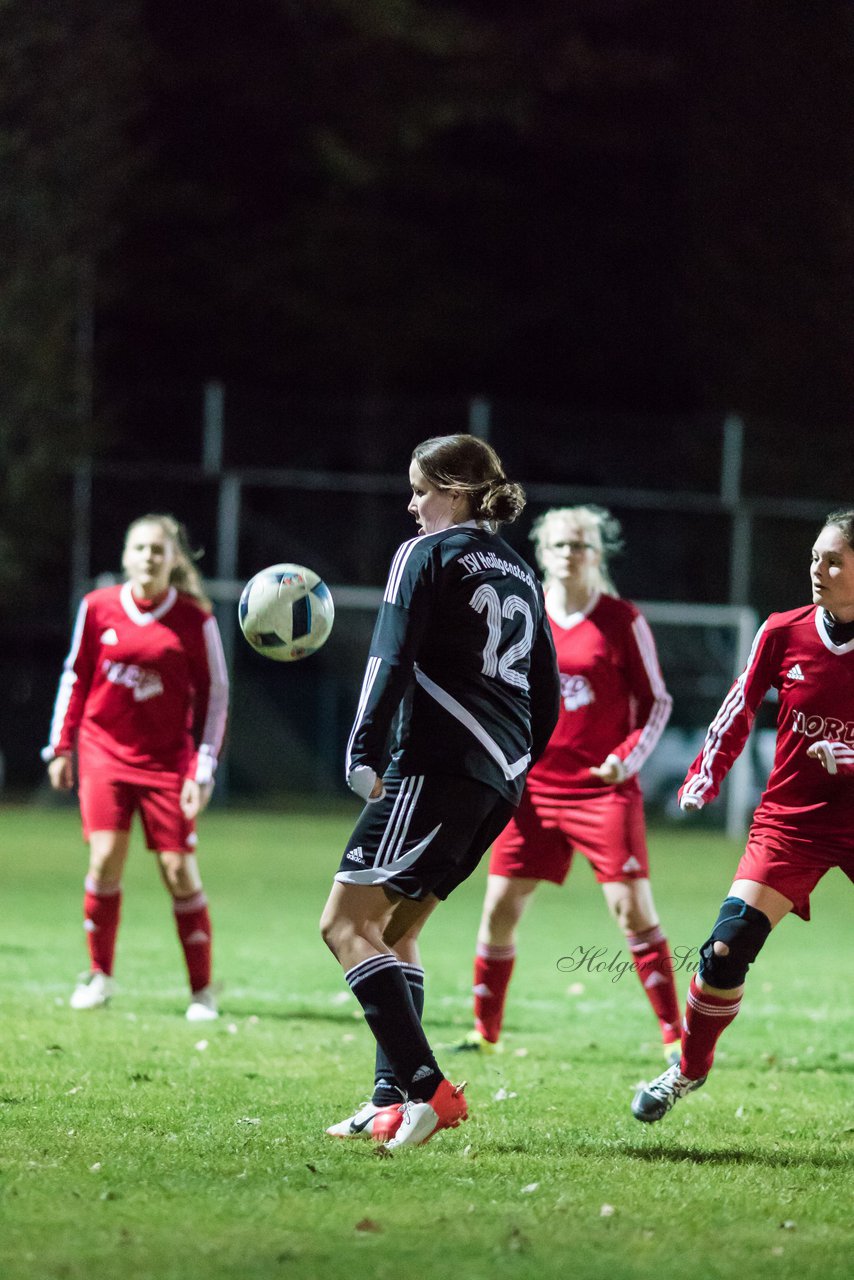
[320,433,560,1149]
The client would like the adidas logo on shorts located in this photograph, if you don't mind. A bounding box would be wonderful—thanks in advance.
[347,846,366,864]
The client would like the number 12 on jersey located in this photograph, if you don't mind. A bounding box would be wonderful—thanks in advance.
[469,584,533,690]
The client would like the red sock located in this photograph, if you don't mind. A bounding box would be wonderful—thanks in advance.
[473,943,516,1043]
[173,891,212,993]
[680,975,742,1078]
[627,925,682,1045]
[83,877,122,976]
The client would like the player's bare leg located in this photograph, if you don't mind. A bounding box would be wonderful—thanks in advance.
[602,878,681,1061]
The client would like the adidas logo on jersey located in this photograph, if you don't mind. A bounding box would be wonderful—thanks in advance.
[100,628,118,645]
[347,846,366,864]
[786,664,805,681]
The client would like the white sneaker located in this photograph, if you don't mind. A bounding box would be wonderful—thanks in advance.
[70,971,115,1010]
[186,986,219,1022]
[325,1102,400,1140]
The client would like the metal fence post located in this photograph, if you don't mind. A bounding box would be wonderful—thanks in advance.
[215,472,241,799]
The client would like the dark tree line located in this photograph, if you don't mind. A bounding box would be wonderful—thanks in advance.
[2,0,853,602]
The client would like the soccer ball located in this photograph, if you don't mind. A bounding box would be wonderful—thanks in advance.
[238,563,334,662]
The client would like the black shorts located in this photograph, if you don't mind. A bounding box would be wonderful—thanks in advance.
[335,764,514,901]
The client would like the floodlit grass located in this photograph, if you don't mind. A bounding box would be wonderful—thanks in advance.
[1,802,852,1280]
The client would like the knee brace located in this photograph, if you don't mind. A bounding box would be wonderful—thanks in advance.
[698,896,771,988]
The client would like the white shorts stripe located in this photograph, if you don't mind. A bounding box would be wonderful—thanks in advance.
[377,776,424,867]
[384,776,423,865]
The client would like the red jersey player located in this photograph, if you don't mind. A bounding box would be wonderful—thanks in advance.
[633,508,854,1123]
[43,514,228,1021]
[457,505,680,1062]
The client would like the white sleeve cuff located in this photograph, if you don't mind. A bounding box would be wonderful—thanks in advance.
[195,749,217,786]
[680,793,704,812]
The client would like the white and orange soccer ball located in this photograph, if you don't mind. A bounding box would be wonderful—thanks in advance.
[238,563,334,662]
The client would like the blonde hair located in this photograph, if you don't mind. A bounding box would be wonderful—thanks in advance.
[529,505,624,596]
[412,433,526,526]
[124,514,212,609]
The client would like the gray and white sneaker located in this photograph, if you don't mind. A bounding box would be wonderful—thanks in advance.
[69,971,115,1010]
[186,986,219,1022]
[631,1063,707,1123]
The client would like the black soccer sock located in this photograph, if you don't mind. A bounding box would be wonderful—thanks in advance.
[372,963,425,1106]
[345,954,442,1103]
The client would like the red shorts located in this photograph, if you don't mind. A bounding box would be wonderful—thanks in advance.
[78,774,197,854]
[736,823,854,921]
[489,786,649,885]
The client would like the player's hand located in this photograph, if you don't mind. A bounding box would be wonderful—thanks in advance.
[181,778,213,819]
[589,754,626,785]
[347,765,386,803]
[807,740,839,775]
[679,795,703,813]
[48,755,74,791]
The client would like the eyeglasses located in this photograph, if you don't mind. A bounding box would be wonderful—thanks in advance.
[547,541,597,554]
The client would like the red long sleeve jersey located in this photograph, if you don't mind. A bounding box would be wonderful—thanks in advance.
[680,606,854,837]
[45,583,228,785]
[526,592,672,800]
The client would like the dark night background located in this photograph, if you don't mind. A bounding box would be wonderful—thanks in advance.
[1,0,853,794]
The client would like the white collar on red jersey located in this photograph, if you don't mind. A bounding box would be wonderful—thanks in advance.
[815,607,854,655]
[546,588,601,631]
[120,581,177,625]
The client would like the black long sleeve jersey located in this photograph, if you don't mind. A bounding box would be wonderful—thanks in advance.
[346,522,561,805]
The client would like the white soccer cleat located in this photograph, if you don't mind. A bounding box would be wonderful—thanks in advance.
[325,1101,403,1141]
[382,1079,468,1151]
[69,971,115,1010]
[186,986,220,1022]
[631,1063,707,1123]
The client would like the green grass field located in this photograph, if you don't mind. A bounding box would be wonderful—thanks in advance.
[1,803,852,1280]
